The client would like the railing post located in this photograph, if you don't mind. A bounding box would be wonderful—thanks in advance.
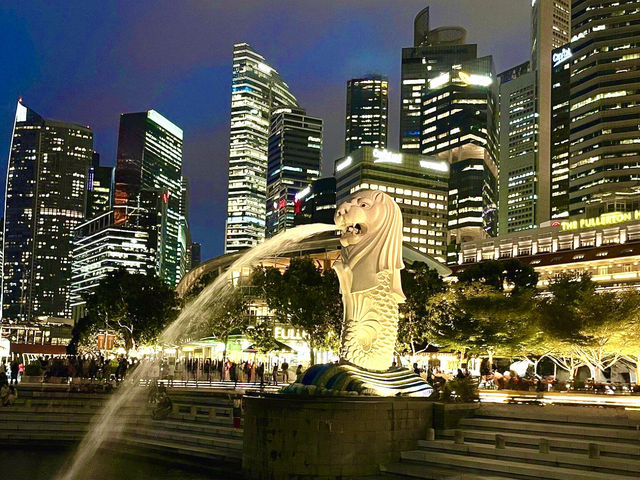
[495,434,506,449]
[454,429,464,445]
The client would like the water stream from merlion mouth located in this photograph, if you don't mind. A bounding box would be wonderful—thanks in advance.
[58,223,337,480]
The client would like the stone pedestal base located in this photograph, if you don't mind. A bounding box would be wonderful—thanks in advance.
[242,395,433,480]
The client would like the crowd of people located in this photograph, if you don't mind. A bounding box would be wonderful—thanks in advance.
[0,354,303,388]
[158,358,303,387]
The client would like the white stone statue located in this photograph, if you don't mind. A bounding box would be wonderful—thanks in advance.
[333,190,405,371]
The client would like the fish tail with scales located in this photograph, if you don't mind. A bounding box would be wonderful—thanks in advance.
[340,270,399,371]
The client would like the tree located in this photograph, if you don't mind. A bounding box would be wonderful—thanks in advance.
[190,286,249,361]
[79,269,179,351]
[251,257,342,364]
[537,273,640,381]
[397,262,444,354]
[458,259,538,292]
[427,282,538,365]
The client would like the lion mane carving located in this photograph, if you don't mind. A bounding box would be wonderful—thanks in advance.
[333,190,405,371]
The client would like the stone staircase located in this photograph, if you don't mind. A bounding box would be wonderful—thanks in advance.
[382,404,640,480]
[0,385,243,471]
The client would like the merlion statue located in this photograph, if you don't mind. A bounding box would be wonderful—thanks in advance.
[333,190,405,371]
[284,189,433,397]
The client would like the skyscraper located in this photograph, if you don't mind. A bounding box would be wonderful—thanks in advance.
[400,6,476,152]
[334,147,449,261]
[86,152,115,219]
[531,0,571,224]
[498,62,538,234]
[114,110,184,286]
[552,0,640,218]
[2,100,93,321]
[345,75,388,155]
[225,43,299,252]
[266,107,322,238]
[69,206,157,321]
[295,177,337,226]
[420,56,499,262]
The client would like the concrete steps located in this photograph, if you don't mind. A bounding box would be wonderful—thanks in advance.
[458,417,640,443]
[0,387,243,469]
[385,451,638,480]
[437,428,640,457]
[383,404,640,480]
[417,439,640,475]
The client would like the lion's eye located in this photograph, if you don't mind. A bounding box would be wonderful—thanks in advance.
[360,203,367,207]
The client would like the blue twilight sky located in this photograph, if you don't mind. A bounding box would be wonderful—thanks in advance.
[0,0,530,260]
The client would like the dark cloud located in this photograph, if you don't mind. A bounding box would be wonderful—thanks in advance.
[0,0,530,260]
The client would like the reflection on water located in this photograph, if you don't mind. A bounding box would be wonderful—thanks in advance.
[1,448,237,480]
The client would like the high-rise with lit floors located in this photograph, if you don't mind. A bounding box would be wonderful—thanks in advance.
[334,147,449,261]
[420,56,499,263]
[114,110,184,286]
[266,107,322,237]
[400,6,477,152]
[225,43,299,252]
[532,0,571,223]
[497,1,570,231]
[2,100,93,321]
[551,0,640,218]
[345,75,388,155]
[569,0,640,216]
[498,62,538,234]
[86,152,114,219]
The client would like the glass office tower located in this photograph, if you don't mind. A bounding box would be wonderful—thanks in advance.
[420,57,499,262]
[568,0,640,217]
[266,107,322,237]
[114,110,184,286]
[345,75,388,155]
[400,6,476,152]
[225,43,299,252]
[498,62,539,234]
[2,100,93,321]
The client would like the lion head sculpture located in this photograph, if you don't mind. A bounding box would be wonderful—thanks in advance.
[334,190,405,302]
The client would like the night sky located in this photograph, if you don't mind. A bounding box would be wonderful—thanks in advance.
[0,1,530,260]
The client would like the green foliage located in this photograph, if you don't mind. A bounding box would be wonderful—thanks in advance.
[251,257,343,364]
[458,259,538,292]
[246,319,278,353]
[427,282,538,359]
[441,377,479,403]
[190,286,249,359]
[397,262,444,353]
[75,269,179,351]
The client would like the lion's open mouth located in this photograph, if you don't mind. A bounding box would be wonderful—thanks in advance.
[344,223,363,235]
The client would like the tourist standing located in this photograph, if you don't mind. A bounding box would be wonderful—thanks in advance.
[10,359,19,385]
[296,365,303,382]
[281,361,289,383]
[272,363,279,385]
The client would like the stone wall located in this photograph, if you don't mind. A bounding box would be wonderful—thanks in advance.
[242,395,434,480]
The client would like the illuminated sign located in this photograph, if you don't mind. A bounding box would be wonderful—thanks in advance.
[294,186,311,201]
[373,148,402,164]
[274,326,306,341]
[458,71,492,87]
[419,159,449,172]
[553,47,572,67]
[429,72,450,89]
[559,211,640,231]
[336,156,352,172]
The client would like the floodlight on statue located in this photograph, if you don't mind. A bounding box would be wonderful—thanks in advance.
[284,190,433,397]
